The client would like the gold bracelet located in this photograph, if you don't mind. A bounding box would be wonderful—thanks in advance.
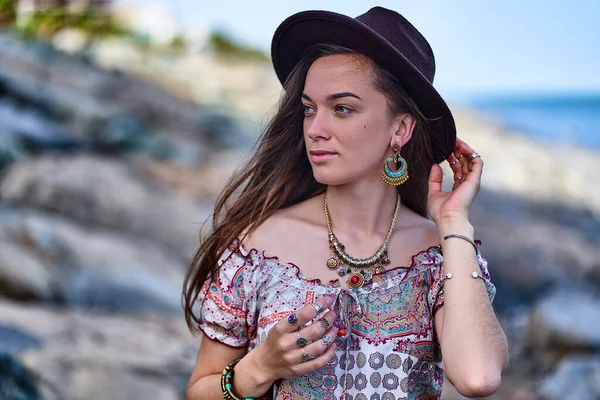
[443,234,478,254]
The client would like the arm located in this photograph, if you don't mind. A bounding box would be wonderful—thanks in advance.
[434,219,508,398]
[428,138,509,398]
[187,297,339,399]
[186,333,273,400]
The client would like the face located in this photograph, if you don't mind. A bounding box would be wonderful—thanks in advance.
[302,54,409,186]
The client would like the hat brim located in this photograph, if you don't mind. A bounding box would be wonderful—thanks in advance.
[271,10,456,164]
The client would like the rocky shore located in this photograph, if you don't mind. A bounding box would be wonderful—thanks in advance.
[1,31,599,399]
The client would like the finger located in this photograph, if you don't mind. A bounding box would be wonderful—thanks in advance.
[297,325,338,359]
[448,154,463,182]
[294,339,338,374]
[296,310,336,343]
[281,296,334,333]
[454,148,469,176]
[428,163,443,194]
[464,154,484,185]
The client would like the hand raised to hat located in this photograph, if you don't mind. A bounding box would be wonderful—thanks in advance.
[427,137,483,225]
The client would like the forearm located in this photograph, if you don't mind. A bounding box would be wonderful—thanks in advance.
[186,374,222,400]
[437,218,509,394]
[186,351,274,400]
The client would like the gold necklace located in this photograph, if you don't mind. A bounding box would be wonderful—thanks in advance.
[324,193,400,289]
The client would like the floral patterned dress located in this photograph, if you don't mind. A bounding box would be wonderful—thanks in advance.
[198,239,496,400]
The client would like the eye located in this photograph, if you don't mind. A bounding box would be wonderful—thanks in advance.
[302,104,315,116]
[335,105,353,115]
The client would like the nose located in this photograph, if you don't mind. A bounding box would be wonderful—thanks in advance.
[305,110,332,141]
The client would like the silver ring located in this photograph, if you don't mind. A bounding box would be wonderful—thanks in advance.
[322,335,332,346]
[311,301,325,314]
[296,332,308,347]
[301,348,314,362]
[469,152,481,161]
[286,313,298,326]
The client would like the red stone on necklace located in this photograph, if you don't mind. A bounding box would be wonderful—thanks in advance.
[350,275,360,285]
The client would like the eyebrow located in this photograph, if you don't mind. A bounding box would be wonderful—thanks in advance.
[302,92,362,102]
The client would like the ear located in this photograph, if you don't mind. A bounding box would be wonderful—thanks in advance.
[389,113,416,148]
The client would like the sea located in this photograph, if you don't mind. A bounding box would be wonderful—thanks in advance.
[464,93,600,151]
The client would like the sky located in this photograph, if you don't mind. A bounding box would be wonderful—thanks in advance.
[118,0,600,99]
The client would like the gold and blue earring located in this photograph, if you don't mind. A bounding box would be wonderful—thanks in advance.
[381,143,409,186]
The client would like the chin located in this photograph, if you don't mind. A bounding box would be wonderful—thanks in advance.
[311,169,350,186]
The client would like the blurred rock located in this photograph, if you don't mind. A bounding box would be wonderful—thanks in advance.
[0,243,54,301]
[0,207,192,314]
[528,289,600,353]
[470,190,600,312]
[455,109,600,218]
[0,155,204,256]
[0,31,250,168]
[0,325,42,355]
[0,353,40,400]
[0,299,198,400]
[52,28,89,55]
[539,356,600,400]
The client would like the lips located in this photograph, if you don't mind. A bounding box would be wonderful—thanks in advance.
[309,150,335,156]
[309,149,336,163]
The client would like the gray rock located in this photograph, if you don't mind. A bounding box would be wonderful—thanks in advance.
[529,289,600,351]
[539,356,600,400]
[0,155,204,256]
[0,299,198,400]
[0,31,247,165]
[0,325,42,354]
[0,208,189,314]
[0,243,54,300]
[0,353,40,400]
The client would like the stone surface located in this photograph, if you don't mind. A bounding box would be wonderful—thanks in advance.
[528,289,600,352]
[0,155,204,256]
[0,242,54,300]
[0,353,40,400]
[539,356,600,400]
[0,299,199,400]
[0,207,192,314]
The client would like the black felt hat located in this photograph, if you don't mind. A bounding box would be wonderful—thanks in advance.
[271,6,456,163]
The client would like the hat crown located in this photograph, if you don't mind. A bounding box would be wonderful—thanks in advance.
[355,7,435,83]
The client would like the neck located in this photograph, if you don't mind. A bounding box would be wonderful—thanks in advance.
[325,181,400,241]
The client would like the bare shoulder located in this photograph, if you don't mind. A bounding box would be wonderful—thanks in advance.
[242,194,325,253]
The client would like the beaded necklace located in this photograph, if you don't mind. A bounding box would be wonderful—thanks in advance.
[324,193,400,289]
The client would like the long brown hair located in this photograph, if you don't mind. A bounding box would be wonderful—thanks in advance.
[182,44,437,332]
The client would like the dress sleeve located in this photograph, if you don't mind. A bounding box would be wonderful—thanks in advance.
[197,243,251,348]
[428,241,496,314]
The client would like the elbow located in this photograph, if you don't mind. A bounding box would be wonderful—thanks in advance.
[453,370,502,398]
[186,380,201,400]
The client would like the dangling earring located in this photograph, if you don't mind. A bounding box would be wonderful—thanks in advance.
[381,143,409,186]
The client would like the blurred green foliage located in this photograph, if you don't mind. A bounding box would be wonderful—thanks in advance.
[169,34,186,51]
[0,0,129,40]
[209,30,269,62]
[16,8,128,39]
[0,0,17,26]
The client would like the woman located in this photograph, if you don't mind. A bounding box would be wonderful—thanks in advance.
[184,7,509,400]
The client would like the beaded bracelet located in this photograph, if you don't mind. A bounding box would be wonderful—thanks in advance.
[221,357,272,400]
